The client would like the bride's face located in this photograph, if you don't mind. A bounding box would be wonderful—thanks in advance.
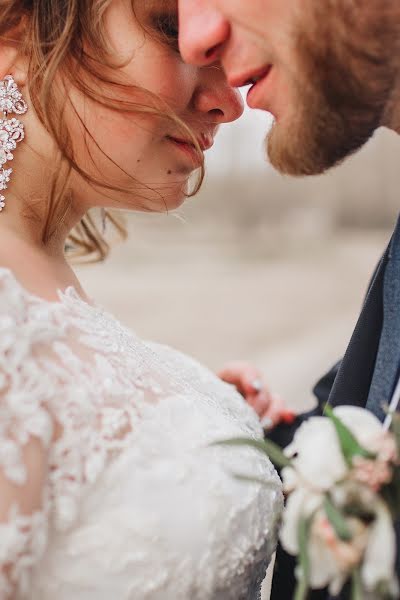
[67,0,243,212]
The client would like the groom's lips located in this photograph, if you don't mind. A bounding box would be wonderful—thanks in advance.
[228,65,271,88]
[228,65,273,109]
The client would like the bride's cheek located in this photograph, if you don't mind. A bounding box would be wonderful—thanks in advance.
[150,60,196,110]
[90,110,157,156]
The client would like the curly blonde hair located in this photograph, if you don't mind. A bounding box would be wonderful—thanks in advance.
[0,0,203,261]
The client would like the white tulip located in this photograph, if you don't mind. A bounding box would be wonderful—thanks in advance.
[284,416,347,491]
[333,406,386,453]
[279,406,398,597]
[280,488,322,555]
[361,499,398,593]
[308,514,347,594]
[280,465,298,493]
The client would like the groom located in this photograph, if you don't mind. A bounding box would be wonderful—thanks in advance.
[178,1,400,598]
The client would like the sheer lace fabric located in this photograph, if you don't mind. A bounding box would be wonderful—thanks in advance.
[0,268,283,600]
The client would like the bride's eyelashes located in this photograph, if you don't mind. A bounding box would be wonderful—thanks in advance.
[151,12,180,53]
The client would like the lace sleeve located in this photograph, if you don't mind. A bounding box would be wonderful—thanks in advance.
[0,272,54,599]
[0,435,50,598]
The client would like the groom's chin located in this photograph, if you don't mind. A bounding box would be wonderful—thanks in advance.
[265,118,374,177]
[265,125,333,177]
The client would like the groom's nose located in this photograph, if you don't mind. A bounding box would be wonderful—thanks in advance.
[178,1,230,66]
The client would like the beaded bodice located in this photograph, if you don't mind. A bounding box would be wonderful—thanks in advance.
[0,267,282,600]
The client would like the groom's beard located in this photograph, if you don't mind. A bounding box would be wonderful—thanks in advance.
[266,0,399,177]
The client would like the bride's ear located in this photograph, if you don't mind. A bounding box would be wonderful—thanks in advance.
[0,19,28,85]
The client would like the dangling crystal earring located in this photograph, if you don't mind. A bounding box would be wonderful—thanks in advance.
[0,75,27,211]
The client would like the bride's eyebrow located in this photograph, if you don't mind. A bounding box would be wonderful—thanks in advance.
[140,0,178,25]
[144,0,177,12]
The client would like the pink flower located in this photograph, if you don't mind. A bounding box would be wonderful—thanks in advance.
[352,456,393,492]
[312,512,368,572]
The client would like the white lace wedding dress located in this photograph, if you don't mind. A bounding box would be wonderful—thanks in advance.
[0,267,283,600]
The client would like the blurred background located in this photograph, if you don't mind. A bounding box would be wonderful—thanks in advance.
[77,104,400,416]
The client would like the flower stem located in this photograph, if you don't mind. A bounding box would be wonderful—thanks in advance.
[350,570,363,600]
[294,578,309,600]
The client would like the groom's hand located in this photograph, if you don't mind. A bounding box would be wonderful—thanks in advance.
[217,361,295,429]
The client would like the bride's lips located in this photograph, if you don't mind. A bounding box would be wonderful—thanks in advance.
[165,134,213,166]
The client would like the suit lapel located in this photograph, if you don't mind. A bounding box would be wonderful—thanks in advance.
[367,219,400,421]
[328,242,389,409]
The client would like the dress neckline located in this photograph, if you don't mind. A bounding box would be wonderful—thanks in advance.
[0,266,96,309]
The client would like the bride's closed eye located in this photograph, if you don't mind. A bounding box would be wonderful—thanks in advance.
[151,12,180,53]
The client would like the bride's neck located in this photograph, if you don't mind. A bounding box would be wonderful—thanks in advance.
[0,198,89,303]
[0,155,85,260]
[0,191,77,259]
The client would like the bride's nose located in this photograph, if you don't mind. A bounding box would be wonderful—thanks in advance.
[192,67,244,124]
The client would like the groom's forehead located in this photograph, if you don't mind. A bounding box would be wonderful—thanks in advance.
[177,0,292,23]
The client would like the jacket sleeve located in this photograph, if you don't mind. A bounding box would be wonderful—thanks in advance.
[266,360,341,450]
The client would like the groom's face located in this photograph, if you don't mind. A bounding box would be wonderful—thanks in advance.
[178,0,398,176]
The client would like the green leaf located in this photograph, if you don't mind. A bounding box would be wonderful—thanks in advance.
[390,413,400,455]
[294,577,309,600]
[375,579,399,599]
[232,473,283,489]
[294,516,312,600]
[351,569,363,600]
[298,517,311,581]
[324,405,376,466]
[324,495,353,542]
[212,437,292,469]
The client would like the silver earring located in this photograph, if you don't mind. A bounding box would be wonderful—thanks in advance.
[0,75,27,211]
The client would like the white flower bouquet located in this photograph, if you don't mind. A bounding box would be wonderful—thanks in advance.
[218,406,400,600]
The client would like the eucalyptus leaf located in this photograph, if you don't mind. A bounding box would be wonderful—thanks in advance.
[232,473,283,489]
[351,569,363,600]
[324,495,353,542]
[324,405,376,466]
[375,579,399,599]
[294,516,312,600]
[298,517,311,582]
[390,413,400,455]
[294,578,309,600]
[212,437,292,469]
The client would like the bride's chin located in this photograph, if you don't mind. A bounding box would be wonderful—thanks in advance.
[159,179,191,210]
[143,189,188,212]
[162,192,187,211]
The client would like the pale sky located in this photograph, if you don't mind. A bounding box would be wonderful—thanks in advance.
[206,98,274,175]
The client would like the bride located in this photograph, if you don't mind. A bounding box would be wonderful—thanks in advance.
[0,0,283,598]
